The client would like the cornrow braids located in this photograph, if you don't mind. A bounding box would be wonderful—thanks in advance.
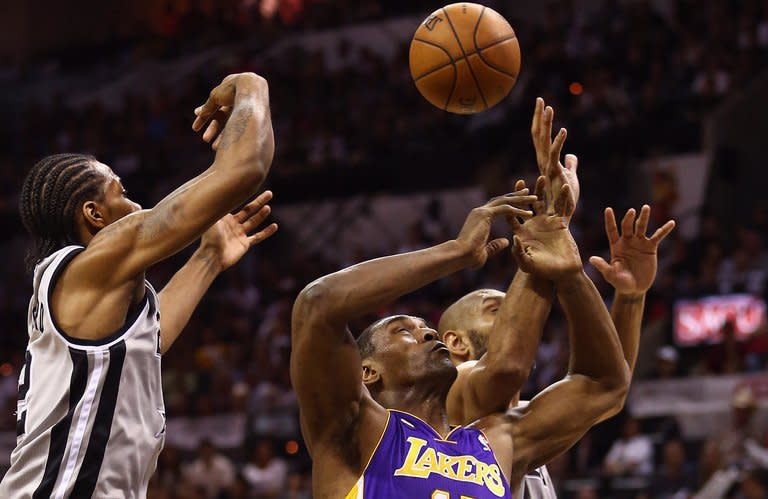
[19,153,106,271]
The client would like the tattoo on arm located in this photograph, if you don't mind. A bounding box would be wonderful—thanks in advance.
[217,105,254,151]
[139,199,184,241]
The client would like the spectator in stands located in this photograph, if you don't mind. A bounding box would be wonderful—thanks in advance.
[648,439,697,498]
[652,345,681,379]
[242,438,288,497]
[713,386,767,470]
[183,439,236,498]
[604,416,655,476]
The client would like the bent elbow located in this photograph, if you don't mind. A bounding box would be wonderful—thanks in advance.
[599,370,630,419]
[294,279,335,317]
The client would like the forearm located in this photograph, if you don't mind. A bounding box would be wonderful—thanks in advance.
[213,81,274,175]
[298,241,468,324]
[157,247,222,353]
[611,291,646,373]
[557,271,629,383]
[486,270,554,379]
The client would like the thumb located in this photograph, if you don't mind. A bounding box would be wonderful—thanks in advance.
[588,256,612,276]
[485,238,510,259]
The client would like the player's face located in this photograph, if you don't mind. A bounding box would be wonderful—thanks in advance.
[459,290,505,359]
[93,162,142,223]
[372,315,456,387]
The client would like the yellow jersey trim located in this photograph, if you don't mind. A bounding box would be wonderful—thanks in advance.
[344,409,391,499]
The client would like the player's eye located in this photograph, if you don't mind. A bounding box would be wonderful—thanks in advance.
[398,328,410,333]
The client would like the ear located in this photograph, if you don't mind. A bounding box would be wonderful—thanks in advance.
[81,200,107,230]
[361,359,381,386]
[443,330,470,358]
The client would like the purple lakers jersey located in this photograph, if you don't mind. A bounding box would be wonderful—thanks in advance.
[346,410,511,498]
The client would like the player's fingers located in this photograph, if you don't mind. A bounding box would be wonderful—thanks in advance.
[234,191,273,223]
[650,220,676,244]
[543,106,554,142]
[242,205,272,233]
[554,184,572,217]
[487,190,533,206]
[532,175,546,212]
[486,237,510,259]
[549,128,567,176]
[248,223,278,246]
[621,208,636,239]
[192,100,220,131]
[491,205,534,218]
[565,153,578,172]
[531,97,543,136]
[635,204,651,237]
[507,213,523,231]
[514,179,526,192]
[588,256,612,277]
[512,234,526,259]
[605,207,620,244]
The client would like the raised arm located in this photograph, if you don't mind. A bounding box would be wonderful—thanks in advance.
[290,193,535,449]
[157,192,277,353]
[590,205,675,372]
[447,100,581,425]
[503,188,631,484]
[448,180,556,425]
[79,73,274,284]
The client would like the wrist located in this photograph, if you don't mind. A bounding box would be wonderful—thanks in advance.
[615,291,646,302]
[553,268,587,289]
[193,245,224,275]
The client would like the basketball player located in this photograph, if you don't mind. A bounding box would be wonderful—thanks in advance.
[440,99,676,498]
[291,180,632,497]
[0,72,275,498]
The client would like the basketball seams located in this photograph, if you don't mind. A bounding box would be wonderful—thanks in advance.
[411,38,456,82]
[441,6,488,109]
[472,6,518,79]
[476,39,519,78]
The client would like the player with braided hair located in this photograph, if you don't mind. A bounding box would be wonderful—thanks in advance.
[1,73,276,498]
[19,153,106,269]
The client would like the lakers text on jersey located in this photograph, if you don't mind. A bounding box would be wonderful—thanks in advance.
[346,410,512,499]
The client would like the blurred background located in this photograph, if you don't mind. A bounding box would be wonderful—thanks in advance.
[1,0,767,497]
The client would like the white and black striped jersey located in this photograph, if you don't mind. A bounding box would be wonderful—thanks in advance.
[0,245,166,499]
[518,465,558,499]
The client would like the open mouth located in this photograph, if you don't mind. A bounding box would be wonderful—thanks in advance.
[431,342,449,353]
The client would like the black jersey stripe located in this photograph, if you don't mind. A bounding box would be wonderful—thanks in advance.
[16,350,32,437]
[32,348,89,499]
[70,341,126,497]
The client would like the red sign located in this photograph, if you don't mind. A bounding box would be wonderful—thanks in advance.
[674,294,766,346]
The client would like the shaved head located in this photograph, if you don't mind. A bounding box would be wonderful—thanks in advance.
[439,289,506,363]
[438,289,505,334]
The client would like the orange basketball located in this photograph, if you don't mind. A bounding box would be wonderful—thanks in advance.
[409,3,521,114]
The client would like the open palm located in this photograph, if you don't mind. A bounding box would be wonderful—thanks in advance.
[589,205,675,295]
[201,190,278,271]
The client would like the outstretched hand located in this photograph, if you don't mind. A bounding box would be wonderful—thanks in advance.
[456,189,537,268]
[589,205,675,296]
[509,177,581,280]
[531,97,579,218]
[200,190,278,271]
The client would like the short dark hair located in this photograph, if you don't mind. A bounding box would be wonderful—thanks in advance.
[356,322,380,359]
[19,153,105,271]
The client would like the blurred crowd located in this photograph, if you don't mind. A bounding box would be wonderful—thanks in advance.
[2,0,768,497]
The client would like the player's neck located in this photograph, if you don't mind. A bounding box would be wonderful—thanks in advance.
[378,389,452,437]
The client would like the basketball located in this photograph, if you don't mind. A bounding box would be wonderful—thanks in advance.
[409,3,521,114]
